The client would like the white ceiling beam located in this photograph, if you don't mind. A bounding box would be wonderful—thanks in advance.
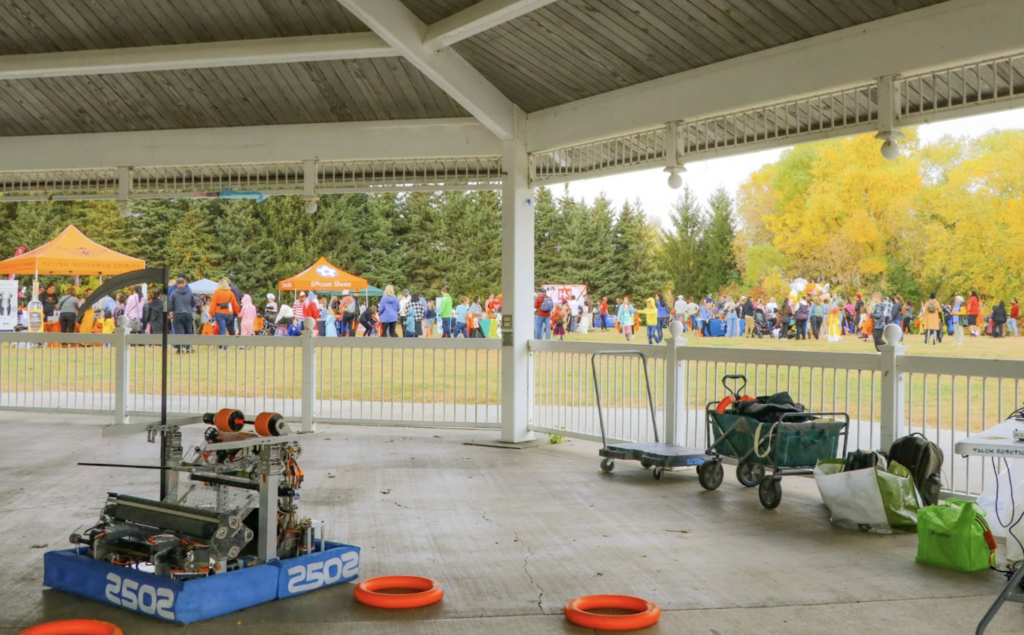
[339,0,516,140]
[423,0,558,50]
[0,33,396,81]
[527,0,1024,151]
[0,119,500,171]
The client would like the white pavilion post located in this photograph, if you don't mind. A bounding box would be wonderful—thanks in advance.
[500,107,535,443]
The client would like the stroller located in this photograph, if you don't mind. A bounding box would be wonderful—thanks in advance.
[752,308,771,338]
[699,375,849,508]
[260,309,278,336]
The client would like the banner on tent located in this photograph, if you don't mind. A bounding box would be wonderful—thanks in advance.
[541,284,588,306]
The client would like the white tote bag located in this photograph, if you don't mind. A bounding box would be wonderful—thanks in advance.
[814,459,920,534]
[977,459,1024,566]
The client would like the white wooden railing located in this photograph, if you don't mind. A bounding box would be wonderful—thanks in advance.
[3,328,1022,497]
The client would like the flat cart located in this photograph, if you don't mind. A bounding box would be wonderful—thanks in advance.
[698,375,849,508]
[592,350,706,480]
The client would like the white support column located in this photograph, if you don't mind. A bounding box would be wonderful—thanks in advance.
[662,325,687,446]
[301,321,316,432]
[500,106,535,443]
[113,325,129,424]
[878,325,907,452]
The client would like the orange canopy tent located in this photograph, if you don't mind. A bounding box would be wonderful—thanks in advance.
[278,257,368,293]
[0,225,145,276]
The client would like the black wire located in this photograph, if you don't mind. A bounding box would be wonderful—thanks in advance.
[991,457,1024,578]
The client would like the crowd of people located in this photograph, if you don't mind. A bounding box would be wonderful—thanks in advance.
[28,277,506,347]
[531,287,1021,350]
[25,277,1023,353]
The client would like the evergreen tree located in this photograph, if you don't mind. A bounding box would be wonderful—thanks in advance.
[533,186,563,285]
[168,206,218,281]
[610,199,666,299]
[659,187,706,298]
[697,188,740,295]
[562,193,616,297]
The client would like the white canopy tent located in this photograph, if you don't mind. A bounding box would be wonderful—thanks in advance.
[0,0,1022,441]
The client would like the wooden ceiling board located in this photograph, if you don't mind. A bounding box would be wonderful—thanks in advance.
[454,0,953,111]
[0,0,365,55]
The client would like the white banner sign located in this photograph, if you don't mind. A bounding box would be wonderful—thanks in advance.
[541,284,587,308]
[0,280,17,331]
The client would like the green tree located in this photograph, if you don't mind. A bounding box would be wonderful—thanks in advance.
[659,186,706,297]
[697,188,740,295]
[168,206,218,280]
[610,199,666,299]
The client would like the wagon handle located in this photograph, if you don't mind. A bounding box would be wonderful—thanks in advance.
[721,374,747,399]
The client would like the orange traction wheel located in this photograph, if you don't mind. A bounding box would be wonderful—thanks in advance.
[214,408,245,432]
[254,412,284,437]
[564,595,661,631]
[353,576,444,609]
[18,620,123,635]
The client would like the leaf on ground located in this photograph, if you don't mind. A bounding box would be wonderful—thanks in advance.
[664,529,691,534]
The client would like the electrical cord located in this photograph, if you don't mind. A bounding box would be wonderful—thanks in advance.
[990,457,1024,579]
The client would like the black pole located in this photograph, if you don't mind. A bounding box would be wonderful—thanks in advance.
[161,266,169,426]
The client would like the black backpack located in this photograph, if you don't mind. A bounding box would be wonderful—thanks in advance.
[843,450,883,472]
[887,433,944,506]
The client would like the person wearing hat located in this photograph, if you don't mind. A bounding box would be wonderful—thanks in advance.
[265,293,277,315]
[168,275,195,352]
[533,286,552,340]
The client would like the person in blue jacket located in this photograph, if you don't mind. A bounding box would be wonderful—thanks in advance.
[654,292,669,343]
[378,285,401,337]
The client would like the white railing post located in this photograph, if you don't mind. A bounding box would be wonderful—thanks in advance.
[662,324,687,446]
[526,346,535,430]
[878,325,907,452]
[301,324,316,432]
[113,327,129,424]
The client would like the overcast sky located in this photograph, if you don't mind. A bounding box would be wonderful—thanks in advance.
[562,109,1024,229]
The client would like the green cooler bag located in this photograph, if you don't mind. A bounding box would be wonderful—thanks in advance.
[916,499,996,572]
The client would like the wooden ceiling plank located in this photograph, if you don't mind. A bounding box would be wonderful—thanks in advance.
[0,1,72,53]
[642,0,733,64]
[644,0,751,59]
[95,73,165,130]
[714,0,792,45]
[461,26,596,105]
[299,61,363,121]
[197,66,262,126]
[40,0,108,49]
[682,0,778,50]
[0,81,58,135]
[514,8,654,89]
[550,1,674,79]
[763,0,837,34]
[264,63,325,124]
[376,58,430,119]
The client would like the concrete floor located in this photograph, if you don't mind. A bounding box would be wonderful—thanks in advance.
[0,414,1019,634]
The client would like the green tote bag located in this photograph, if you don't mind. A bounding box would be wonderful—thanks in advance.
[916,499,996,572]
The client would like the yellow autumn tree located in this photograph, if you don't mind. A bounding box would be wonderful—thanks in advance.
[738,131,923,292]
[918,131,1024,301]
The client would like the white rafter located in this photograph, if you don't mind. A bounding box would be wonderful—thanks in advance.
[0,33,396,81]
[423,0,558,50]
[527,0,1024,151]
[0,119,501,171]
[339,0,516,140]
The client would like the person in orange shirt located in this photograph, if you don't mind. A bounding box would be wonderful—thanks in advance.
[211,278,240,350]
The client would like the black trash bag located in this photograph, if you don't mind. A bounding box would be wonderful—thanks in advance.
[733,391,814,423]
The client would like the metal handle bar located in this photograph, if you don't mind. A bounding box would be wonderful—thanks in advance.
[590,351,659,448]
